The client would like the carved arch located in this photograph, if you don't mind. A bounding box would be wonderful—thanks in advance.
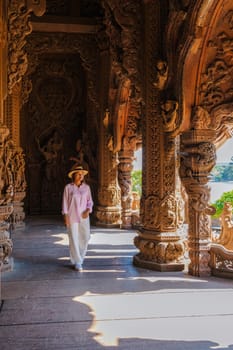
[178,0,233,276]
[179,0,233,135]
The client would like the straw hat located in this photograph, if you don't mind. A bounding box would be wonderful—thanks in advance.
[68,165,88,178]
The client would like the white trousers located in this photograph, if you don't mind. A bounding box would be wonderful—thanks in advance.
[67,218,90,265]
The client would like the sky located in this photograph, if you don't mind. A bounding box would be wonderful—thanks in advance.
[133,149,142,170]
[133,137,233,170]
[216,138,233,163]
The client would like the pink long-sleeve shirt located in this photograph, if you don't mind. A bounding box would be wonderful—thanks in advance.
[62,182,93,224]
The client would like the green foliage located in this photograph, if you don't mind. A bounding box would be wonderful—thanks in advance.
[131,170,142,195]
[212,190,233,218]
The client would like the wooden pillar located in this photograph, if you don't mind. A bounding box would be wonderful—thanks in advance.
[0,1,13,275]
[95,35,121,227]
[180,106,216,276]
[118,148,134,229]
[133,0,185,271]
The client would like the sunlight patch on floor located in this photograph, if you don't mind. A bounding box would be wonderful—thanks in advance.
[52,233,69,246]
[73,289,233,348]
[89,232,136,246]
[116,276,208,283]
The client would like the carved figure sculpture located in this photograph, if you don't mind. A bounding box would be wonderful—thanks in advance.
[161,100,179,132]
[209,202,233,276]
[36,130,65,193]
[153,60,168,90]
[107,71,131,153]
[215,202,233,250]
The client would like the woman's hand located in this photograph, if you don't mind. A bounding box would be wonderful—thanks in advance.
[82,208,90,219]
[64,214,70,227]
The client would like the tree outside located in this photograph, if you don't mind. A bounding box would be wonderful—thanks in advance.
[212,190,233,219]
[131,170,142,195]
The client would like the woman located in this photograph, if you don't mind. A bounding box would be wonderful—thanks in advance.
[62,165,93,271]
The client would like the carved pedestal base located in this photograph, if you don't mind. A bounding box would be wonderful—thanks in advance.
[133,254,184,271]
[133,230,185,272]
[188,240,211,277]
[0,206,14,272]
[1,257,14,272]
[12,203,25,229]
[131,210,141,229]
[95,206,121,227]
[11,192,26,229]
[121,209,132,229]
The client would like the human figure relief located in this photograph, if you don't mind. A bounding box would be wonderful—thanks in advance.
[113,78,131,153]
[161,100,179,133]
[36,130,64,186]
[153,60,168,90]
[13,149,26,191]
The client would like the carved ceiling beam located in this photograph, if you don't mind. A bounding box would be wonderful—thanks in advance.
[31,20,99,34]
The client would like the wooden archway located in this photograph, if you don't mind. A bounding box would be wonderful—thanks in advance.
[178,0,233,276]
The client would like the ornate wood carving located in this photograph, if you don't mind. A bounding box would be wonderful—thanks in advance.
[25,32,99,110]
[22,53,88,214]
[214,202,233,250]
[0,204,13,271]
[118,149,134,228]
[210,202,233,278]
[97,1,143,227]
[133,1,185,271]
[7,0,45,94]
[95,73,122,225]
[0,123,15,271]
[180,106,217,276]
[179,1,233,277]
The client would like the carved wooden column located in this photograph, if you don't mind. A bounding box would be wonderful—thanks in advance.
[95,33,121,227]
[4,83,26,228]
[118,147,134,229]
[180,106,216,277]
[95,113,122,226]
[0,124,14,272]
[0,2,13,275]
[0,1,7,124]
[133,1,185,271]
[6,0,45,227]
[96,151,121,227]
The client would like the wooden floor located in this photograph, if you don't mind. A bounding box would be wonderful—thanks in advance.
[1,216,233,350]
